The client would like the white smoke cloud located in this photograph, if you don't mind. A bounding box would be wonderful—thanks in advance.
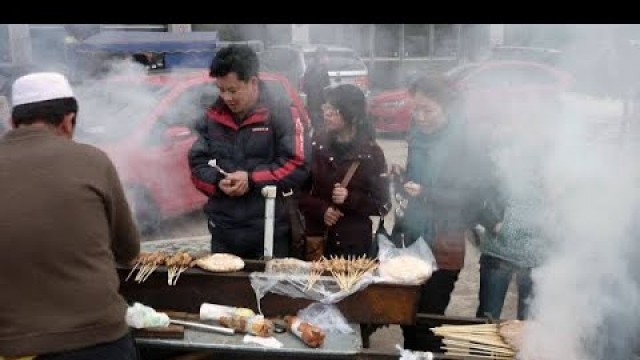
[483,25,640,359]
[72,57,210,237]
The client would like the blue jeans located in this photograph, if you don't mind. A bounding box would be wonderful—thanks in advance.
[476,254,533,320]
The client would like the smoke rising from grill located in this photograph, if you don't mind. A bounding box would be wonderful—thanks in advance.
[482,25,640,360]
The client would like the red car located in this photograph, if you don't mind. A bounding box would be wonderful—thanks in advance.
[75,70,310,233]
[368,60,573,134]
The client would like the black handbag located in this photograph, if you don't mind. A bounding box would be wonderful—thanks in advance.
[284,191,306,260]
[368,215,389,258]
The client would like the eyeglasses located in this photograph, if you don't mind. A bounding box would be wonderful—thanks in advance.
[321,104,340,117]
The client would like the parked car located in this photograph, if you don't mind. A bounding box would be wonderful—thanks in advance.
[74,69,310,233]
[259,43,370,96]
[488,45,562,66]
[368,60,573,134]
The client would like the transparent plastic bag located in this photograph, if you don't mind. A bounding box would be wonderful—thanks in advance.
[297,302,353,334]
[249,269,376,334]
[375,231,437,285]
[396,344,434,360]
[249,270,376,310]
[125,302,170,329]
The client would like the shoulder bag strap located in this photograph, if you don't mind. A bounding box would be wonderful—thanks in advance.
[340,161,361,188]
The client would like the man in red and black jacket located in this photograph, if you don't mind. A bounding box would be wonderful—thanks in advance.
[189,45,311,259]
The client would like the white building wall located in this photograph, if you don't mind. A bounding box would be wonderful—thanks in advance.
[490,24,505,47]
[291,24,310,44]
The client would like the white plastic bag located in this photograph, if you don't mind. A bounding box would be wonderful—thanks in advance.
[376,232,437,285]
[125,302,170,329]
[297,302,353,334]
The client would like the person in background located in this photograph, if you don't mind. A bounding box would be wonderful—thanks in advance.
[189,45,311,259]
[393,74,484,352]
[299,83,391,258]
[473,100,553,322]
[0,72,140,359]
[302,46,331,134]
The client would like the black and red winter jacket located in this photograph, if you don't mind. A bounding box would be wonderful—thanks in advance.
[188,81,311,229]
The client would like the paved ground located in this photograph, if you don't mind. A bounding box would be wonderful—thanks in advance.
[143,135,518,352]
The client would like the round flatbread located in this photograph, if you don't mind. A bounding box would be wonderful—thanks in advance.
[378,255,433,284]
[196,253,245,273]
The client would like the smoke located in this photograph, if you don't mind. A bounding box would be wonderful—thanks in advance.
[517,95,640,359]
[72,57,211,237]
[476,24,640,360]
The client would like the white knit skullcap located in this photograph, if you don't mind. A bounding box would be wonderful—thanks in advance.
[11,72,74,107]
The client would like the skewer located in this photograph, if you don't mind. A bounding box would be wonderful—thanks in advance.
[125,262,140,282]
[443,339,515,355]
[135,263,149,282]
[142,264,158,282]
[173,266,188,285]
[443,350,513,360]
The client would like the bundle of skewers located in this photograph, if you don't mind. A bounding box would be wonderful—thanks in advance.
[307,255,377,292]
[125,251,196,285]
[430,323,517,359]
[305,259,325,290]
[164,252,194,285]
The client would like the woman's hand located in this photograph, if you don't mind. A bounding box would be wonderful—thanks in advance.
[332,183,348,204]
[403,181,422,197]
[324,206,344,226]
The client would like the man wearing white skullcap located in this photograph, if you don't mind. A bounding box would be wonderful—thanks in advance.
[0,72,141,359]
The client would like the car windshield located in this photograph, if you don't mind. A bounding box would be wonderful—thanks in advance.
[74,79,168,144]
[304,50,367,72]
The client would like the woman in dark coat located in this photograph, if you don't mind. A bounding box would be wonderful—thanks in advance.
[395,74,485,352]
[298,84,391,257]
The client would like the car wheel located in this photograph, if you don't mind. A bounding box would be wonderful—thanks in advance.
[126,186,161,236]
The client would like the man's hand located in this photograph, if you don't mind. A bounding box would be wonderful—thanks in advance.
[324,206,344,227]
[403,181,422,197]
[332,183,349,204]
[219,171,250,197]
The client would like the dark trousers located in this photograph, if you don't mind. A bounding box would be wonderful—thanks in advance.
[401,269,460,351]
[37,332,138,360]
[208,220,290,259]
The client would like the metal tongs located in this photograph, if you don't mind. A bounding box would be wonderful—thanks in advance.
[169,318,235,335]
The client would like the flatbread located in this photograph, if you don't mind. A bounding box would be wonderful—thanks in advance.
[378,255,433,284]
[265,258,311,274]
[195,253,245,273]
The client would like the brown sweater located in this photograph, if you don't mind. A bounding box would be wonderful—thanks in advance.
[0,127,140,357]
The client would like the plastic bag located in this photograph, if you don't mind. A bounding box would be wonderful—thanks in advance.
[125,302,170,329]
[396,344,434,360]
[249,270,376,311]
[297,302,353,334]
[375,231,437,285]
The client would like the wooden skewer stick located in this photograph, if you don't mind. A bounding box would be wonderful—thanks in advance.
[125,262,140,282]
[444,350,512,360]
[443,339,515,355]
[167,266,175,285]
[142,264,158,282]
[135,263,149,282]
[173,266,188,285]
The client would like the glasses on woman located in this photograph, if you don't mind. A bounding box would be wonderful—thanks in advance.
[321,104,340,117]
